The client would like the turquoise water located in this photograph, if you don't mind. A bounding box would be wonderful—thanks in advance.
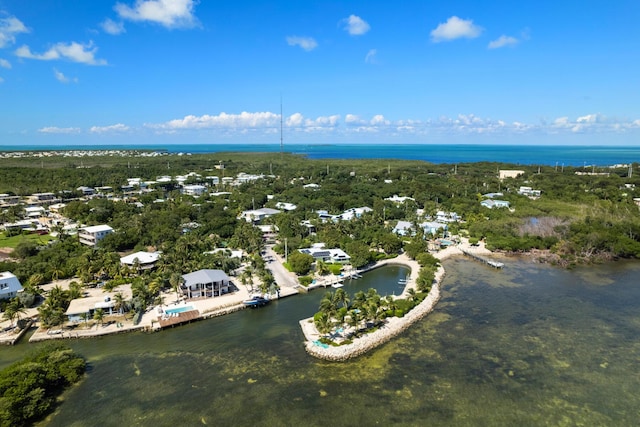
[163,306,195,315]
[4,261,640,425]
[1,143,639,166]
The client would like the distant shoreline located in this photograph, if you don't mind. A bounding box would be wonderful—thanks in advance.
[1,144,638,166]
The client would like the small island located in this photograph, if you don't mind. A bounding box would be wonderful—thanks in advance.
[299,241,493,361]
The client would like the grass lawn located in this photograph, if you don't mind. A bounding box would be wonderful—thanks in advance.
[0,232,54,249]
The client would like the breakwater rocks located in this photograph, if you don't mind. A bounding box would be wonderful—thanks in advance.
[302,266,444,362]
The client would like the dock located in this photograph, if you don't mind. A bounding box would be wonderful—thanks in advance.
[460,249,504,268]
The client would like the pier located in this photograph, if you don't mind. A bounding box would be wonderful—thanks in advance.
[460,249,504,268]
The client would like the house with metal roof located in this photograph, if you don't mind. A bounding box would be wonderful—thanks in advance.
[0,272,22,300]
[181,269,230,299]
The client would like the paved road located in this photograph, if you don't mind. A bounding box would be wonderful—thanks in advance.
[263,245,299,289]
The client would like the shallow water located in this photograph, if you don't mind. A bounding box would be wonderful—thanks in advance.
[5,260,640,426]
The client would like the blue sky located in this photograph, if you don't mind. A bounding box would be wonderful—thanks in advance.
[1,0,640,146]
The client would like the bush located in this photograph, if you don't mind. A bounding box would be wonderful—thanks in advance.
[0,343,86,426]
[299,276,313,287]
[394,309,405,318]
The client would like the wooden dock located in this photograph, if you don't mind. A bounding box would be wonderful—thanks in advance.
[460,249,504,268]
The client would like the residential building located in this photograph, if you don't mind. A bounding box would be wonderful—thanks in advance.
[181,269,230,299]
[0,272,22,300]
[65,285,133,322]
[182,184,207,196]
[481,199,511,209]
[120,251,161,270]
[518,186,542,197]
[299,244,351,264]
[78,224,114,247]
[275,202,297,211]
[239,208,281,223]
[393,220,414,236]
[385,195,415,204]
[435,211,461,223]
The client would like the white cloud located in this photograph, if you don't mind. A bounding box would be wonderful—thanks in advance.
[151,111,280,130]
[90,123,130,133]
[101,18,126,35]
[0,16,29,48]
[341,15,370,36]
[430,16,482,42]
[0,58,10,69]
[115,0,198,29]
[370,115,390,126]
[16,41,107,65]
[365,49,377,64]
[53,68,78,83]
[286,36,318,51]
[135,111,640,140]
[488,35,519,49]
[38,126,81,134]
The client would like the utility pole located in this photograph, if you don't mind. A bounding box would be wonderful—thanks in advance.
[284,238,288,263]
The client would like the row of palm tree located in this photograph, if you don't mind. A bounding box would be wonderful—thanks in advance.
[314,288,389,337]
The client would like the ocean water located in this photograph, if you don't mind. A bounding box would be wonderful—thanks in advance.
[2,143,640,166]
[3,260,638,426]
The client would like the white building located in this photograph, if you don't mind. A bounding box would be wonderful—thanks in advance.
[183,184,207,196]
[78,224,114,247]
[275,202,297,211]
[181,269,230,299]
[299,245,351,264]
[120,251,161,270]
[0,272,22,300]
[385,195,415,204]
[239,208,281,223]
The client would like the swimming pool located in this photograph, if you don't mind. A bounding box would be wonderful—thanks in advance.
[164,306,195,315]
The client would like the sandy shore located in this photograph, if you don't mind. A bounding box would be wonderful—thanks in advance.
[299,239,493,361]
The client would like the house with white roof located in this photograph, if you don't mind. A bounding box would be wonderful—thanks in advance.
[0,272,22,300]
[181,269,230,299]
[275,202,297,211]
[435,211,461,223]
[421,221,448,236]
[120,251,161,270]
[393,220,414,236]
[385,195,415,205]
[299,245,351,264]
[239,208,281,223]
[481,199,511,209]
[182,184,207,196]
[65,284,133,322]
[338,207,373,221]
[78,224,114,247]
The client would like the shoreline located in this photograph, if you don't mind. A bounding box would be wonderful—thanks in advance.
[299,240,493,361]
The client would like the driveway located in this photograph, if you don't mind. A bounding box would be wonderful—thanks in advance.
[263,244,299,289]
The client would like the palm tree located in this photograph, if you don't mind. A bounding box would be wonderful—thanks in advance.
[68,281,83,300]
[316,259,330,276]
[113,292,125,315]
[93,308,105,327]
[319,291,338,317]
[314,311,333,336]
[169,272,183,303]
[2,298,26,327]
[334,288,350,311]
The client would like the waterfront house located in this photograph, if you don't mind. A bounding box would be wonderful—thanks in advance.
[78,224,114,247]
[0,272,22,300]
[65,285,133,322]
[299,244,351,264]
[181,269,230,299]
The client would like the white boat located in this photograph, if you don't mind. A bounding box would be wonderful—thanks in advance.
[331,283,344,288]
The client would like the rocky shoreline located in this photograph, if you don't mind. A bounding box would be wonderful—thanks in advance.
[299,243,477,362]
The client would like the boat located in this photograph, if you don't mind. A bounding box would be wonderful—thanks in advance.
[331,283,344,288]
[242,295,270,307]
